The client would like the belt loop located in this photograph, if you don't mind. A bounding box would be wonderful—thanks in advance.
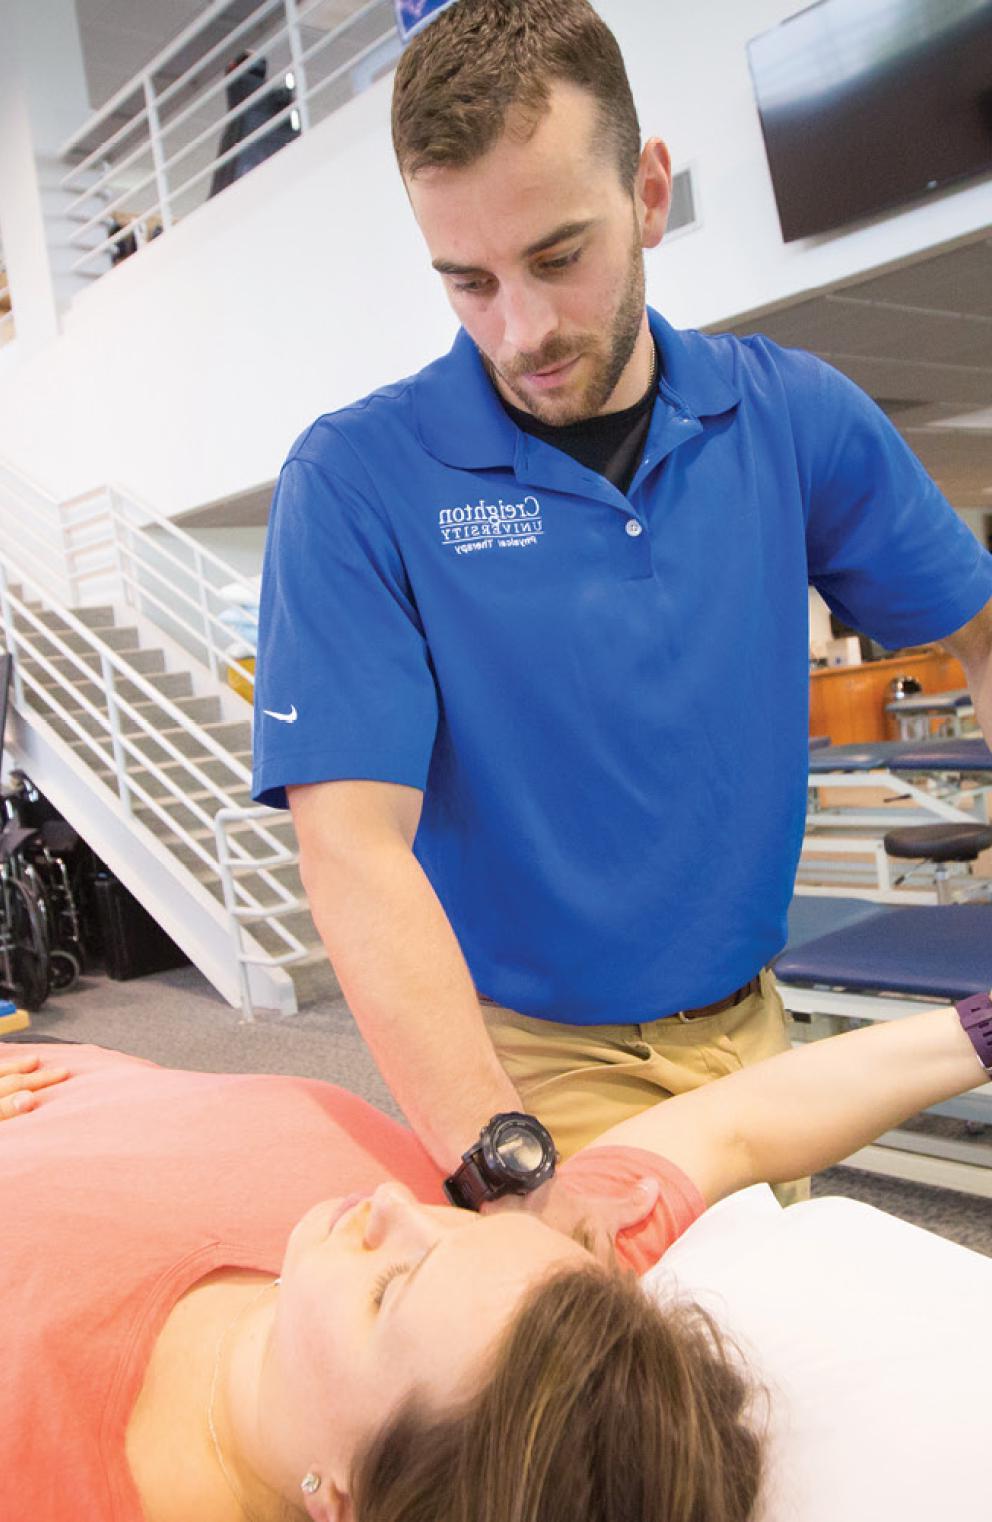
[676,1010,691,1025]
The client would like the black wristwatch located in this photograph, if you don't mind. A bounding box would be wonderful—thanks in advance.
[443,1112,559,1211]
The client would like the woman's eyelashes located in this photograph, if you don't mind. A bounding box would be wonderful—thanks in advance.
[371,1261,413,1309]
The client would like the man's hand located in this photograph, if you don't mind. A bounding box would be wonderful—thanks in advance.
[0,1053,69,1119]
[482,1171,661,1264]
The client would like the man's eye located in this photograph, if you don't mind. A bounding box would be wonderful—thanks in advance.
[371,1261,412,1308]
[452,276,493,295]
[539,248,582,275]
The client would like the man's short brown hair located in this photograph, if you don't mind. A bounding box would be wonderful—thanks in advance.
[391,0,642,189]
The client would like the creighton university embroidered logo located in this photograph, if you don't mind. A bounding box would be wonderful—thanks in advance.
[437,495,544,556]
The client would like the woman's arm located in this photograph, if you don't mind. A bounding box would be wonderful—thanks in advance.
[585,1004,988,1206]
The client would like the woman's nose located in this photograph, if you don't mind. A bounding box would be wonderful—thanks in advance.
[363,1182,431,1251]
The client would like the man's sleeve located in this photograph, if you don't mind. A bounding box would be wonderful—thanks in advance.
[251,454,439,809]
[775,343,992,648]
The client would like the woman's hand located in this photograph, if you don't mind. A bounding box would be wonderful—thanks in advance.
[0,1053,69,1119]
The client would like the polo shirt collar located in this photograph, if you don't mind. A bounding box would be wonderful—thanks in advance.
[646,308,741,420]
[413,306,741,470]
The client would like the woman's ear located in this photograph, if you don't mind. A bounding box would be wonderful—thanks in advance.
[300,1479,351,1522]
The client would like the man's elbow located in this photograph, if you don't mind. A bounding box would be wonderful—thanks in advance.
[288,778,422,895]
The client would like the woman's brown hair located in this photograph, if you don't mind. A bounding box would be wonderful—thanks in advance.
[351,1264,765,1522]
[391,0,642,190]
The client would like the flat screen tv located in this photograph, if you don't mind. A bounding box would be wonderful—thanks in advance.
[747,0,992,242]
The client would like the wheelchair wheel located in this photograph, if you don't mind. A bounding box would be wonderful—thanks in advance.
[49,948,81,994]
[6,877,50,1011]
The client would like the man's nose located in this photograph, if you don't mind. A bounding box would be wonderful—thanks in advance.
[363,1181,431,1250]
[499,280,558,361]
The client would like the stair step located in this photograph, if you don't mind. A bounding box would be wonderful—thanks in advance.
[61,717,252,766]
[26,602,117,630]
[125,719,253,763]
[22,646,167,678]
[237,905,317,948]
[26,625,143,656]
[24,665,193,705]
[192,860,304,899]
[132,790,257,839]
[120,752,253,797]
[38,690,221,735]
[156,810,296,853]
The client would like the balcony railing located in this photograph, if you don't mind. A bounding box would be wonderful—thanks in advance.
[59,0,401,280]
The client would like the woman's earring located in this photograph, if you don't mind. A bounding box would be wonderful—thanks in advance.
[300,1472,322,1495]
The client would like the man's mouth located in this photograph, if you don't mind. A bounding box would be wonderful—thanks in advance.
[520,355,581,391]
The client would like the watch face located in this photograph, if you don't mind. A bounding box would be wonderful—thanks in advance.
[495,1121,546,1175]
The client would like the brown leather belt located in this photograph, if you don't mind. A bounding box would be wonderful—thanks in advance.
[675,974,761,1023]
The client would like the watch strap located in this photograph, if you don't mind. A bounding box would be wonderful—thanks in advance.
[443,1150,492,1210]
[954,992,992,1079]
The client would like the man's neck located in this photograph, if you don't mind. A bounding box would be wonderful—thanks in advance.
[600,316,656,414]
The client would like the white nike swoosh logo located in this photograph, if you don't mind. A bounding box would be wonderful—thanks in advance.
[263,705,298,723]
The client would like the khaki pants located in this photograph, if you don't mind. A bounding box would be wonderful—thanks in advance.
[482,967,810,1207]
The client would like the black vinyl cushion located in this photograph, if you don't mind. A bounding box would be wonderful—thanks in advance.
[773,904,992,1000]
[883,824,992,862]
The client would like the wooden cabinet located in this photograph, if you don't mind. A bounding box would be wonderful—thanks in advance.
[809,648,967,745]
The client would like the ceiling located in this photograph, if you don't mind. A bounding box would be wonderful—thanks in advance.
[71,4,992,529]
[719,233,992,518]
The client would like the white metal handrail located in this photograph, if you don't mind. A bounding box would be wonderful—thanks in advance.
[0,461,259,693]
[0,560,306,981]
[59,0,399,281]
[215,803,311,1018]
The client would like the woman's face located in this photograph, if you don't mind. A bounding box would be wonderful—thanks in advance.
[267,1182,594,1493]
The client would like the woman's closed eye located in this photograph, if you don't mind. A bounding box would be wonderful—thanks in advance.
[371,1261,413,1309]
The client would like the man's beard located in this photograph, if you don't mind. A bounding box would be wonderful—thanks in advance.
[481,221,646,426]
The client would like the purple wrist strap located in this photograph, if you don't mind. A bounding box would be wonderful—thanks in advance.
[954,993,992,1078]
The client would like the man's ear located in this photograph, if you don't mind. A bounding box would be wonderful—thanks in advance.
[637,136,672,249]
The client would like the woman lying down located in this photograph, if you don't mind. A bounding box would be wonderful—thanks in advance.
[2,997,990,1522]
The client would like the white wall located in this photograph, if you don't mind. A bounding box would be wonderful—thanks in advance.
[0,0,988,519]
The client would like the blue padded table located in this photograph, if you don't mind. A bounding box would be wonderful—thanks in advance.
[785,894,885,951]
[889,737,992,772]
[775,899,992,1194]
[775,903,992,1000]
[808,742,910,773]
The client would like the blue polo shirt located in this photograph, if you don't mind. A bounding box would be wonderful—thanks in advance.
[252,308,992,1023]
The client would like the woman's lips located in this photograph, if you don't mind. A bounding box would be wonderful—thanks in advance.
[522,355,581,391]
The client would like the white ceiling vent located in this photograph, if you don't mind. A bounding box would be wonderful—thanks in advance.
[666,166,700,239]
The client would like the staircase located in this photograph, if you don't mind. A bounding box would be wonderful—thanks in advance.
[0,463,338,1016]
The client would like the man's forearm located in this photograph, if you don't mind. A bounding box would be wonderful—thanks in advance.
[301,836,522,1172]
[970,646,992,748]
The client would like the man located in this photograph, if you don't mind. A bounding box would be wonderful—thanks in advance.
[252,0,992,1217]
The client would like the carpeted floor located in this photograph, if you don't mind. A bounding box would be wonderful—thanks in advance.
[7,962,992,1256]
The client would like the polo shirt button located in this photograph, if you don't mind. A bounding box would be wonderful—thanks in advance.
[625,519,644,537]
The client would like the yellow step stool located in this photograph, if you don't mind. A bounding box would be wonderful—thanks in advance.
[0,999,31,1036]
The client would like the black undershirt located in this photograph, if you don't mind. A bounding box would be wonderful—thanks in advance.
[499,346,659,494]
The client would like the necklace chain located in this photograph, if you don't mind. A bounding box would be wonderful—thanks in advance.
[206,1278,279,1522]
